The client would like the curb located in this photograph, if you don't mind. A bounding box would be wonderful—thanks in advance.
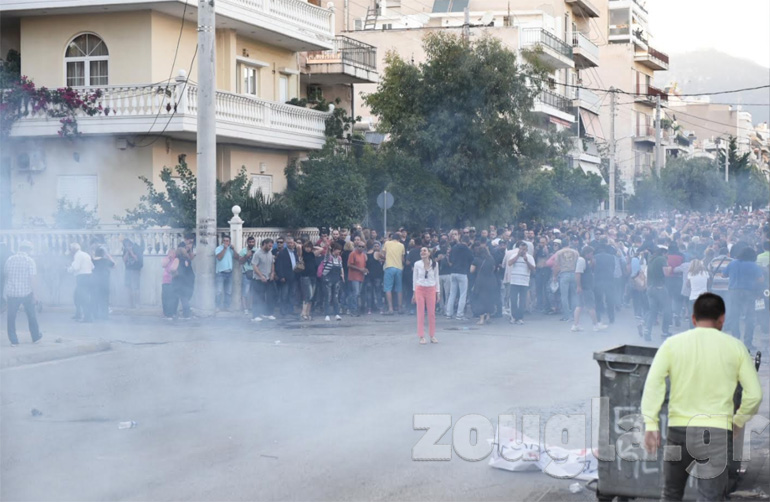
[1,340,112,369]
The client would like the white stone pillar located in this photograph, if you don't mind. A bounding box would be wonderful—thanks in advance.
[229,205,244,311]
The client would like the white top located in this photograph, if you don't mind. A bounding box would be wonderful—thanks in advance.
[688,271,710,300]
[506,250,535,286]
[68,250,94,276]
[413,259,440,295]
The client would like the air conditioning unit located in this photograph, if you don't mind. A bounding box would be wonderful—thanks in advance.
[16,152,46,173]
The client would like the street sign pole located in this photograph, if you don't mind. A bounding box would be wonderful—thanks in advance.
[383,190,387,239]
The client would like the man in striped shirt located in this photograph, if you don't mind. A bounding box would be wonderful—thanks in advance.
[3,241,43,346]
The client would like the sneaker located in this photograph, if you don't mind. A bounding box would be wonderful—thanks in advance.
[559,317,571,322]
[571,325,583,332]
[264,315,276,320]
[10,343,18,348]
[32,335,43,344]
[335,315,342,321]
[593,323,608,332]
[325,315,331,322]
[251,316,263,322]
[516,319,524,325]
[455,316,465,321]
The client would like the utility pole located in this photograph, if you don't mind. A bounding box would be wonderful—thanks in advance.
[654,94,662,177]
[724,142,730,182]
[196,0,217,315]
[462,7,470,41]
[608,88,616,218]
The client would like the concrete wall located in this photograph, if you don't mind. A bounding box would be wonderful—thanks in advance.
[150,11,200,84]
[7,137,155,227]
[5,136,296,227]
[20,12,154,87]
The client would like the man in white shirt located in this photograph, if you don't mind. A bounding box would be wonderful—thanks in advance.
[506,242,535,325]
[68,243,94,322]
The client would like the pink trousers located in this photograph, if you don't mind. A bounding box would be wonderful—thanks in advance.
[415,285,438,338]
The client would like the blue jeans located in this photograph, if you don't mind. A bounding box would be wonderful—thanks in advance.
[645,286,671,340]
[558,272,577,318]
[323,275,342,315]
[215,271,233,309]
[446,273,468,317]
[726,289,757,350]
[347,280,363,313]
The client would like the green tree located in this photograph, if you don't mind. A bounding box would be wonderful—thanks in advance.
[120,158,285,229]
[717,136,769,209]
[364,32,567,226]
[281,142,368,229]
[628,157,734,215]
[53,198,100,229]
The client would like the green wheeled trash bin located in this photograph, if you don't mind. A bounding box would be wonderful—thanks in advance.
[592,345,696,501]
[592,345,760,501]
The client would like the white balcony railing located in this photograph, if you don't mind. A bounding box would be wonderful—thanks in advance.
[13,80,330,145]
[572,32,599,61]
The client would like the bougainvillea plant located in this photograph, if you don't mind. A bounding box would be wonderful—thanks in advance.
[0,76,107,139]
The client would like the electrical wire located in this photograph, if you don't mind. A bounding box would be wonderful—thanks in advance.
[133,45,198,148]
[134,1,190,146]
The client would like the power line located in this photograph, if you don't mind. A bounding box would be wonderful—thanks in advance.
[134,44,198,148]
[662,105,759,134]
[134,1,190,146]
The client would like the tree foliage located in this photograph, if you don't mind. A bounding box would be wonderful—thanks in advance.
[628,156,743,215]
[119,158,286,230]
[53,198,100,229]
[281,141,368,229]
[364,32,571,226]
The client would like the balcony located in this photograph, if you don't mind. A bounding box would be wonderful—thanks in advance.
[303,36,378,85]
[634,124,655,144]
[635,83,668,106]
[9,79,330,150]
[610,0,648,15]
[634,46,669,71]
[574,88,602,115]
[572,32,599,68]
[0,0,335,52]
[565,0,600,18]
[534,90,575,124]
[520,28,574,69]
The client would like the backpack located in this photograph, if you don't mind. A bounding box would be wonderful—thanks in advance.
[317,254,328,278]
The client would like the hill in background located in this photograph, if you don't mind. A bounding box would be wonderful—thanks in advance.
[655,50,770,125]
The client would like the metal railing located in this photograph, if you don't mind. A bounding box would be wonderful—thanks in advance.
[635,83,668,101]
[646,46,669,65]
[572,31,600,60]
[609,0,647,13]
[521,28,573,59]
[306,36,378,71]
[538,90,573,113]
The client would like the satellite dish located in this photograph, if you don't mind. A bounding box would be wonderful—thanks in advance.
[480,12,494,26]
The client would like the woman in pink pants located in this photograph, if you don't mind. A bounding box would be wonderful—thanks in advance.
[412,247,440,345]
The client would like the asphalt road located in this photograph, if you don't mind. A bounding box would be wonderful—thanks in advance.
[1,309,768,501]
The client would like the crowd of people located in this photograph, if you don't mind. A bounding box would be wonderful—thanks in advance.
[197,211,769,348]
[3,210,769,349]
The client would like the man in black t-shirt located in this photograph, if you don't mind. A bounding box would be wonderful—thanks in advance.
[445,235,474,319]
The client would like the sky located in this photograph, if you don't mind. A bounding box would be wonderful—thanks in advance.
[645,0,770,68]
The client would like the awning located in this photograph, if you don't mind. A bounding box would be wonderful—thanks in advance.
[549,116,573,127]
[579,109,605,140]
[579,161,606,185]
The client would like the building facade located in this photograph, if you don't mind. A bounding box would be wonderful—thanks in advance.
[0,0,350,228]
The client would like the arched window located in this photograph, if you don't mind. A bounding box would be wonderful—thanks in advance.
[65,34,108,87]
